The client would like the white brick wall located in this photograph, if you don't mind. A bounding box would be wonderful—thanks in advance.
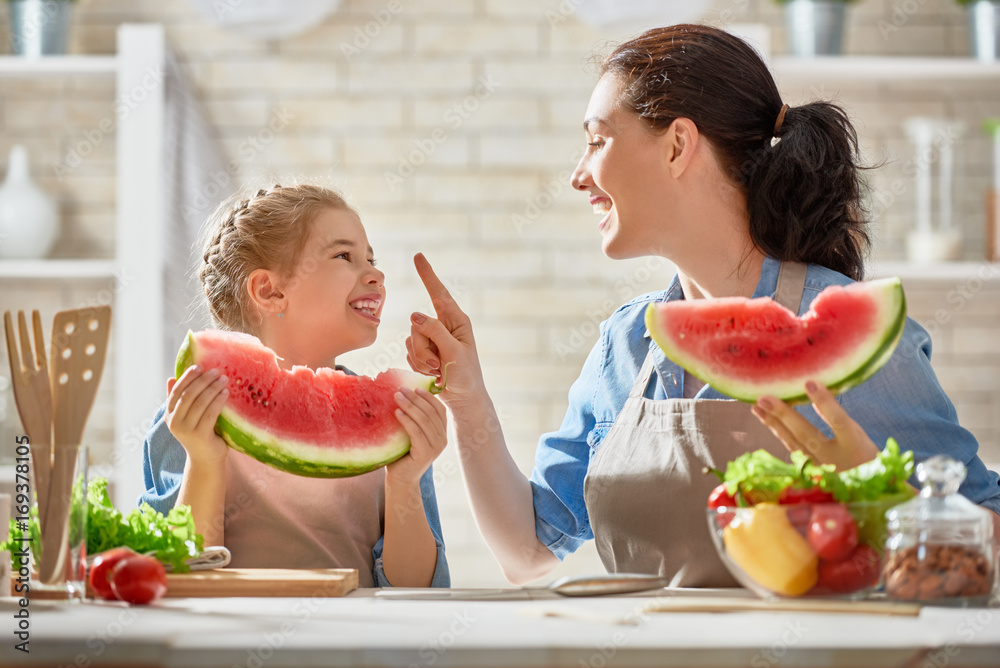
[2,0,999,587]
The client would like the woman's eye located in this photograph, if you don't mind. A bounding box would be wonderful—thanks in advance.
[587,140,604,149]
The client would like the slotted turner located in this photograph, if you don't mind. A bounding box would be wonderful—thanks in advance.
[39,306,111,585]
[3,310,53,535]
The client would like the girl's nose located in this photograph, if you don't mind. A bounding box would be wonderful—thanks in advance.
[367,266,385,287]
[570,153,591,191]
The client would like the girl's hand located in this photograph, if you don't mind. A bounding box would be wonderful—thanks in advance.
[751,380,881,471]
[165,366,230,465]
[406,253,486,406]
[386,387,448,486]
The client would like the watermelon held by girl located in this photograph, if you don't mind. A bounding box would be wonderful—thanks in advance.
[175,329,443,478]
[644,278,906,404]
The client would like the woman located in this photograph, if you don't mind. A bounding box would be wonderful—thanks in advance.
[406,25,1000,586]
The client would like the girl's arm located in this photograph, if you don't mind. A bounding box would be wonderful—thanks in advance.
[165,366,231,548]
[405,254,559,585]
[382,388,447,586]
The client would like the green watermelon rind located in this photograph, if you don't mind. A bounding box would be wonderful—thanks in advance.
[175,331,436,478]
[644,278,907,404]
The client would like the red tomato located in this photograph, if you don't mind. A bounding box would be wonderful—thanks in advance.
[708,484,736,528]
[808,504,859,561]
[708,484,735,508]
[816,544,881,594]
[778,486,835,505]
[110,554,168,605]
[88,547,137,601]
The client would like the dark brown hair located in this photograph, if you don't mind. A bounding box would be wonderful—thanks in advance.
[601,25,870,280]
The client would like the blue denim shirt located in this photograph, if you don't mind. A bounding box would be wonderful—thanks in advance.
[529,256,1000,559]
[139,398,450,588]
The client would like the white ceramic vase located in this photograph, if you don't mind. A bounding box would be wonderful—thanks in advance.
[0,145,59,259]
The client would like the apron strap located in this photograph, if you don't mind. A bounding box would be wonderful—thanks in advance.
[774,260,808,314]
[629,349,659,399]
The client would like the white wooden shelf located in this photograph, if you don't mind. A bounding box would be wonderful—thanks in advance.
[868,261,1000,281]
[0,55,117,77]
[772,56,1000,81]
[0,259,117,279]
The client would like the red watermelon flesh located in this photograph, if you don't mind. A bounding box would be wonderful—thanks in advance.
[644,278,906,403]
[175,330,439,477]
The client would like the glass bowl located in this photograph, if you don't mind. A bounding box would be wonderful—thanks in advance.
[706,495,913,599]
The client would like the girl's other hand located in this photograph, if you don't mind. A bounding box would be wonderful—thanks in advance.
[751,380,880,471]
[387,387,448,486]
[165,365,230,465]
[406,253,486,405]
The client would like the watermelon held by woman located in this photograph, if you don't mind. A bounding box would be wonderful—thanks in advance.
[175,330,443,478]
[644,278,906,404]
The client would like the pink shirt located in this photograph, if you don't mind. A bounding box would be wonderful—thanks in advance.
[222,449,385,588]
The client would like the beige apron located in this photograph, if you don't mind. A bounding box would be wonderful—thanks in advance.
[583,261,808,587]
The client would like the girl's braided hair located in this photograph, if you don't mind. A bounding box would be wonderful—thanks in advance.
[199,184,353,333]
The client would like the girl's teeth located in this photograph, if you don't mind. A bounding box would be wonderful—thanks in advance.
[593,201,612,214]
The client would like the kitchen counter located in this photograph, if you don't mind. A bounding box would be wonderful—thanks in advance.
[3,588,1000,668]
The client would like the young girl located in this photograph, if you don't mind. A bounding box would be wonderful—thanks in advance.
[139,184,449,588]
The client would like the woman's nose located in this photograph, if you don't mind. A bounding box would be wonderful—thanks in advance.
[570,154,591,191]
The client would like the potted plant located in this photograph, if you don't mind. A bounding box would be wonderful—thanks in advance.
[5,0,77,56]
[959,0,1000,61]
[780,0,856,57]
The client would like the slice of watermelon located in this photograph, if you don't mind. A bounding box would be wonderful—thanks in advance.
[644,278,906,403]
[175,330,440,477]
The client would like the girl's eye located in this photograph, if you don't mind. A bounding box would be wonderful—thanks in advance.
[334,252,349,261]
[368,258,378,267]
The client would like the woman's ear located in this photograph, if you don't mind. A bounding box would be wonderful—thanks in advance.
[663,117,700,177]
[247,268,286,314]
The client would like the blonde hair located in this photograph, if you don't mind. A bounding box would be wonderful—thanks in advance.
[199,184,354,333]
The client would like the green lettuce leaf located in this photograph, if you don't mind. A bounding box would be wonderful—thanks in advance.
[1,476,203,573]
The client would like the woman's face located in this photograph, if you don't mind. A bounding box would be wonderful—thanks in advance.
[571,75,673,260]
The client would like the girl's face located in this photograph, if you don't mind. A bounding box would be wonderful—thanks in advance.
[570,75,673,260]
[277,207,385,366]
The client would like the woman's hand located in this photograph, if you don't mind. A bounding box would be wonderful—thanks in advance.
[751,380,880,471]
[406,253,486,406]
[386,387,448,486]
[165,366,230,465]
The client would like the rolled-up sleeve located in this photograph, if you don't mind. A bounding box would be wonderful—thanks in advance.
[372,466,450,587]
[138,403,188,514]
[528,333,604,560]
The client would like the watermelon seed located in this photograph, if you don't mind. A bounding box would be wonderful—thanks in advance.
[758,349,768,358]
[807,337,815,345]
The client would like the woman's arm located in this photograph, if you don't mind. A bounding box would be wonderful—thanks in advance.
[166,366,230,548]
[406,254,559,584]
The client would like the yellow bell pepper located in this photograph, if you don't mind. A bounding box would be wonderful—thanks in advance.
[723,502,818,596]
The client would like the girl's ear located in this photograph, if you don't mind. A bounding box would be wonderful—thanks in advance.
[247,268,286,314]
[663,117,700,177]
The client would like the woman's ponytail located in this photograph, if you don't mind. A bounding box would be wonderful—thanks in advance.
[744,102,870,280]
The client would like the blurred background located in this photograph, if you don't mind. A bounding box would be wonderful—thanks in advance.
[1,0,999,586]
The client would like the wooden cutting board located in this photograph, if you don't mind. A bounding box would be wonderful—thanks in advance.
[164,568,358,598]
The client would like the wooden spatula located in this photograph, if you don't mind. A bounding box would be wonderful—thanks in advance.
[39,306,111,585]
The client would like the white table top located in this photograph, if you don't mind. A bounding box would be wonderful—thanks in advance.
[4,588,1000,667]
